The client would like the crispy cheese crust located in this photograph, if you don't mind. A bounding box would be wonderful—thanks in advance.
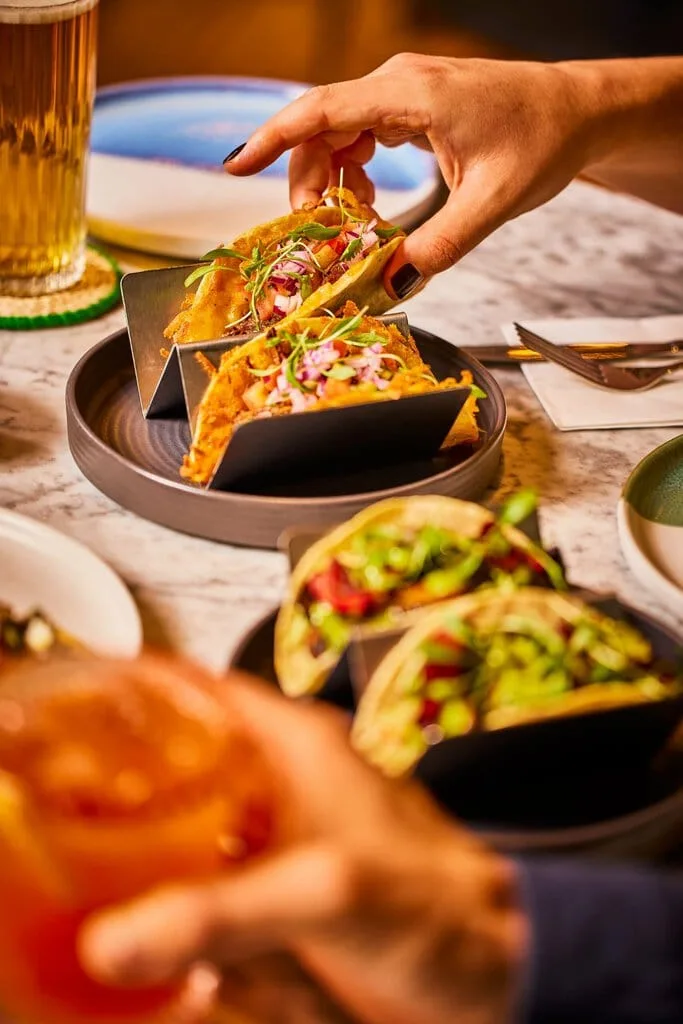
[181,308,480,485]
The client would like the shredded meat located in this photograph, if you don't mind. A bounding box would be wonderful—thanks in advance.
[325,261,349,285]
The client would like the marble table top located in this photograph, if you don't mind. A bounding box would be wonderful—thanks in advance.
[1,181,682,671]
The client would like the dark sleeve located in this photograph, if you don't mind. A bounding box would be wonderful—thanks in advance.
[516,858,683,1024]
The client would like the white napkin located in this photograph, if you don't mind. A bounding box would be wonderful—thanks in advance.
[499,315,683,430]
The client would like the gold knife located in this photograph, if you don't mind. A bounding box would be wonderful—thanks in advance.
[460,341,683,364]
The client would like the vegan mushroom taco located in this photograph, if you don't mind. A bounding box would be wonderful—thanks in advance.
[351,588,681,777]
[181,306,481,486]
[274,492,566,699]
[165,187,406,346]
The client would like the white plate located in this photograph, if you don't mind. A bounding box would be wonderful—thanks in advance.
[87,77,441,260]
[0,508,142,657]
[617,433,683,619]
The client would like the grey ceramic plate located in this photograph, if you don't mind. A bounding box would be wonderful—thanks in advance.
[65,327,506,550]
[618,433,683,618]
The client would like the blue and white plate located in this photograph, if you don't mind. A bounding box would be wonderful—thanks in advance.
[87,77,440,261]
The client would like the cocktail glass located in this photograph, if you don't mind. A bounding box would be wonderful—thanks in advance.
[0,653,275,1024]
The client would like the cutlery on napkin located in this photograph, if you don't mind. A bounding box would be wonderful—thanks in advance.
[499,316,683,430]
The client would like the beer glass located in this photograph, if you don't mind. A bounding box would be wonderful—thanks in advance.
[0,1,99,296]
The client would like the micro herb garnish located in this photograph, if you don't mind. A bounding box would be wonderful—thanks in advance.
[339,237,363,262]
[202,247,245,261]
[375,225,402,239]
[184,247,245,288]
[254,309,385,393]
[287,223,342,242]
[184,264,235,288]
[245,239,302,325]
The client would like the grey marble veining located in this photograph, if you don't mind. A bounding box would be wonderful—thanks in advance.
[1,181,682,670]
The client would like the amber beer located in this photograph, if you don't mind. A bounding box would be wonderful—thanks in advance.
[0,0,98,295]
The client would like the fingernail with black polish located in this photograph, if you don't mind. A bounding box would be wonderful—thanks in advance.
[223,143,246,165]
[390,263,423,299]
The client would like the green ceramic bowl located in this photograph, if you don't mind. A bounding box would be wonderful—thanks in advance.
[618,433,683,616]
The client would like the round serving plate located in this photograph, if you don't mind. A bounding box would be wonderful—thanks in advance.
[65,327,506,550]
[0,507,142,657]
[87,77,442,261]
[618,433,683,620]
[229,600,683,862]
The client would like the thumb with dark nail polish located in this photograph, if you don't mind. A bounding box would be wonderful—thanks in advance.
[388,262,424,300]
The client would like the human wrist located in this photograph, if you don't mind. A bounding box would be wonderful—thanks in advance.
[556,57,683,173]
[435,845,529,1024]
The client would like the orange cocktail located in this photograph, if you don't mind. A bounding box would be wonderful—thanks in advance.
[0,654,275,1024]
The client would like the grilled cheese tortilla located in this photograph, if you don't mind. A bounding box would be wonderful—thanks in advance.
[164,187,406,346]
[181,307,481,486]
[351,588,680,777]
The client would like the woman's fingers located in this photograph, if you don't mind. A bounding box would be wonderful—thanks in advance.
[226,76,430,176]
[288,130,377,207]
[79,844,356,988]
[327,162,375,207]
[384,173,508,294]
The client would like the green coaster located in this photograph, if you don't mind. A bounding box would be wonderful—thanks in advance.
[0,247,122,330]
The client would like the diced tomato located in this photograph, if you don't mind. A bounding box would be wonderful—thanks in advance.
[424,662,465,681]
[332,340,349,357]
[306,560,378,617]
[328,233,350,256]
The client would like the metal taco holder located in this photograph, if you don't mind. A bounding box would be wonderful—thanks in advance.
[120,276,475,492]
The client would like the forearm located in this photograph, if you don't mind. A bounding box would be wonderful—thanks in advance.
[563,57,683,213]
[517,858,683,1024]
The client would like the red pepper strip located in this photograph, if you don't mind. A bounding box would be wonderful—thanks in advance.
[432,631,464,650]
[307,560,378,618]
[424,662,466,681]
[487,551,527,573]
[418,698,442,727]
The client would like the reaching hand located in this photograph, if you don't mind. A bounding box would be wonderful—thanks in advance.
[224,55,596,296]
[80,672,526,1024]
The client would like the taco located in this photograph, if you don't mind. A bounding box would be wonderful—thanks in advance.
[351,588,680,777]
[164,187,406,346]
[181,306,481,486]
[274,492,566,699]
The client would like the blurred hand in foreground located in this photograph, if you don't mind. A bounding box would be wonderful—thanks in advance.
[224,54,683,296]
[80,672,526,1024]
